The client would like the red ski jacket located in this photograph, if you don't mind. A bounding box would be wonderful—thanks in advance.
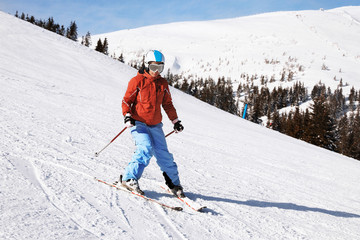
[122,71,178,126]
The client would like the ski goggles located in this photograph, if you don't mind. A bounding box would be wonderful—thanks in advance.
[148,63,164,73]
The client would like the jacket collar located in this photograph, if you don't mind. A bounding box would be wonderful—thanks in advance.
[138,71,161,82]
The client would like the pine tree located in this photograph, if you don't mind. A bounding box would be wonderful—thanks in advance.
[292,107,303,139]
[66,21,78,41]
[279,113,288,134]
[250,97,262,124]
[266,108,271,127]
[83,31,91,47]
[102,38,109,55]
[45,17,55,32]
[225,80,237,114]
[188,80,195,96]
[337,114,349,155]
[29,15,36,24]
[95,38,103,53]
[349,87,356,111]
[348,110,360,160]
[302,109,311,141]
[206,78,216,105]
[214,77,226,110]
[180,78,189,93]
[284,112,295,137]
[118,53,125,63]
[308,96,337,151]
[58,25,65,36]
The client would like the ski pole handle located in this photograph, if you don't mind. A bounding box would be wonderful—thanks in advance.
[95,127,127,157]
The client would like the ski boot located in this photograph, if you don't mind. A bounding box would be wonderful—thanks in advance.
[170,185,185,198]
[163,172,185,198]
[117,175,144,195]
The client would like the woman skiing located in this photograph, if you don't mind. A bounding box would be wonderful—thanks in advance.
[120,50,185,198]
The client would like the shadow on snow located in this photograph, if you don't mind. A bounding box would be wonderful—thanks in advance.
[186,193,360,218]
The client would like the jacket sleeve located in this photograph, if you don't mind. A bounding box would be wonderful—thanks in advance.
[162,83,178,122]
[122,77,139,116]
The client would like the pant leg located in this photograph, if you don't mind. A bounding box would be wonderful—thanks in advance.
[122,122,153,181]
[149,123,181,186]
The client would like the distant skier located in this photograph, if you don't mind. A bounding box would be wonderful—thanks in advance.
[120,50,185,197]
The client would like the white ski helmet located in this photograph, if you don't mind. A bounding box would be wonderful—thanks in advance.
[145,50,165,65]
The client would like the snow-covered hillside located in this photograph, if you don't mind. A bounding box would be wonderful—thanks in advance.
[1,10,360,240]
[93,6,360,96]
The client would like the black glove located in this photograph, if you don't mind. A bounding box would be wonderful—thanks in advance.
[173,120,184,133]
[124,114,135,128]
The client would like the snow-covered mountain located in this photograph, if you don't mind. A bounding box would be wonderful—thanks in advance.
[1,10,360,240]
[93,6,360,97]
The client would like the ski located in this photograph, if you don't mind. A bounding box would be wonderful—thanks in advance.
[94,177,183,211]
[160,185,207,212]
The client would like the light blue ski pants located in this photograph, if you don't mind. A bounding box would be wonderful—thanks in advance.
[122,121,180,186]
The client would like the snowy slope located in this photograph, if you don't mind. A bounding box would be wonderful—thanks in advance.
[93,6,360,96]
[1,11,360,240]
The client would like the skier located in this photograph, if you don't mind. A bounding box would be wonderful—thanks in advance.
[120,50,185,198]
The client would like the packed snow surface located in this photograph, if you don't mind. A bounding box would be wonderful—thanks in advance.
[1,9,360,240]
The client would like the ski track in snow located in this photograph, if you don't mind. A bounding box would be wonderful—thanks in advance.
[153,205,188,240]
[1,9,360,240]
[27,158,99,238]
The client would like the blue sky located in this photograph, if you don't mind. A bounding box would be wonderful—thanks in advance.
[1,0,359,36]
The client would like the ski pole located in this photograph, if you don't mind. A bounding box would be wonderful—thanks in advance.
[95,127,127,157]
[165,130,175,138]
